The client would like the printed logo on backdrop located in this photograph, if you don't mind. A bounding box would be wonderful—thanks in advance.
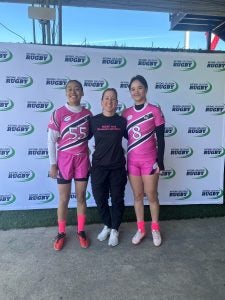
[81,101,91,110]
[187,125,210,137]
[137,57,162,70]
[155,81,178,93]
[0,194,16,205]
[189,82,212,94]
[164,124,177,137]
[0,146,15,159]
[65,54,90,66]
[102,56,127,68]
[83,79,109,91]
[25,52,53,64]
[28,148,48,159]
[0,98,14,111]
[6,75,33,88]
[173,59,196,71]
[0,49,13,62]
[207,61,225,72]
[170,147,193,158]
[169,189,192,200]
[186,168,209,179]
[205,104,225,115]
[172,103,195,115]
[203,147,225,158]
[120,81,129,89]
[46,77,69,89]
[116,102,126,114]
[28,192,55,204]
[8,170,35,182]
[70,191,91,201]
[202,189,224,199]
[7,123,34,136]
[160,168,176,179]
[27,100,54,112]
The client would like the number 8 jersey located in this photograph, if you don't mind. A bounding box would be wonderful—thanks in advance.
[122,103,165,160]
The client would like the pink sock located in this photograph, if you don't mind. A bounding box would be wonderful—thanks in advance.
[137,221,145,233]
[151,222,160,231]
[58,219,66,233]
[77,214,86,232]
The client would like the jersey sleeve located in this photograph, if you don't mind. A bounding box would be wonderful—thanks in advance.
[154,106,165,127]
[48,110,60,132]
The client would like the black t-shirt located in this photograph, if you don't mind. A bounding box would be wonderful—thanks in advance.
[89,113,127,169]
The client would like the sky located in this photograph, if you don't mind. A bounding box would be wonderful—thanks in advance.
[0,2,225,50]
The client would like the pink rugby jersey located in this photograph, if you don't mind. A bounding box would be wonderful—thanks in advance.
[48,105,92,155]
[122,103,165,160]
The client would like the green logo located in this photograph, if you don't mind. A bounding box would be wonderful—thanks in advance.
[0,99,14,111]
[35,52,53,64]
[0,49,13,62]
[73,55,90,67]
[111,57,127,68]
[17,170,35,182]
[164,125,177,137]
[93,79,109,91]
[36,101,54,112]
[17,76,33,88]
[0,146,15,159]
[81,101,91,110]
[178,189,192,200]
[0,194,16,205]
[17,123,35,136]
[39,192,54,203]
[161,168,176,179]
[197,82,212,94]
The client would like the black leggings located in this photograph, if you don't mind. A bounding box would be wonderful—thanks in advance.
[91,167,127,230]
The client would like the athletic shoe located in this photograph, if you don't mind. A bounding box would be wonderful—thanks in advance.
[152,230,162,247]
[54,232,66,251]
[108,229,119,247]
[97,225,111,241]
[77,231,89,248]
[132,230,146,245]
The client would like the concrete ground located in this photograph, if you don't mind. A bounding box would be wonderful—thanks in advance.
[1,217,225,300]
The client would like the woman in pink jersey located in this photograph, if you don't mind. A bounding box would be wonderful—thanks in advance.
[48,80,92,251]
[122,75,165,246]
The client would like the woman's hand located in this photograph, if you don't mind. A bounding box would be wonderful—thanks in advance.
[49,164,58,179]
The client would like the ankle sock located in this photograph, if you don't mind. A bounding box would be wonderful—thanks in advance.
[151,222,160,231]
[137,221,145,233]
[77,214,86,232]
[58,219,66,233]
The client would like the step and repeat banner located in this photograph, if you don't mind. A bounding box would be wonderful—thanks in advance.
[0,42,224,210]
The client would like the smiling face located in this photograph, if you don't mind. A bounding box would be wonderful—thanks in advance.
[129,79,147,105]
[66,80,84,106]
[101,89,118,116]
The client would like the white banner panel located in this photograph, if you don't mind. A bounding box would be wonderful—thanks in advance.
[0,42,224,210]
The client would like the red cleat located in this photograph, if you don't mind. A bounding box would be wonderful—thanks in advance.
[77,231,89,249]
[54,232,66,251]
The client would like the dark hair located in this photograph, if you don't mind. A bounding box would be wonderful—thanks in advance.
[101,88,118,100]
[128,75,148,91]
[65,80,83,93]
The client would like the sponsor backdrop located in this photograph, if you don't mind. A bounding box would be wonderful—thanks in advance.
[0,42,224,210]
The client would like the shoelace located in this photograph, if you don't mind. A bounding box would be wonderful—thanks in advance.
[78,231,86,239]
[55,232,66,240]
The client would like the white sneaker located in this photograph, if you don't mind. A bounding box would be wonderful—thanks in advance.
[152,230,162,247]
[108,229,119,247]
[132,230,146,245]
[97,225,111,241]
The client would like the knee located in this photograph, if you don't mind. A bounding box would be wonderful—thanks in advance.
[134,192,144,203]
[76,190,86,204]
[59,194,70,206]
[146,191,158,203]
